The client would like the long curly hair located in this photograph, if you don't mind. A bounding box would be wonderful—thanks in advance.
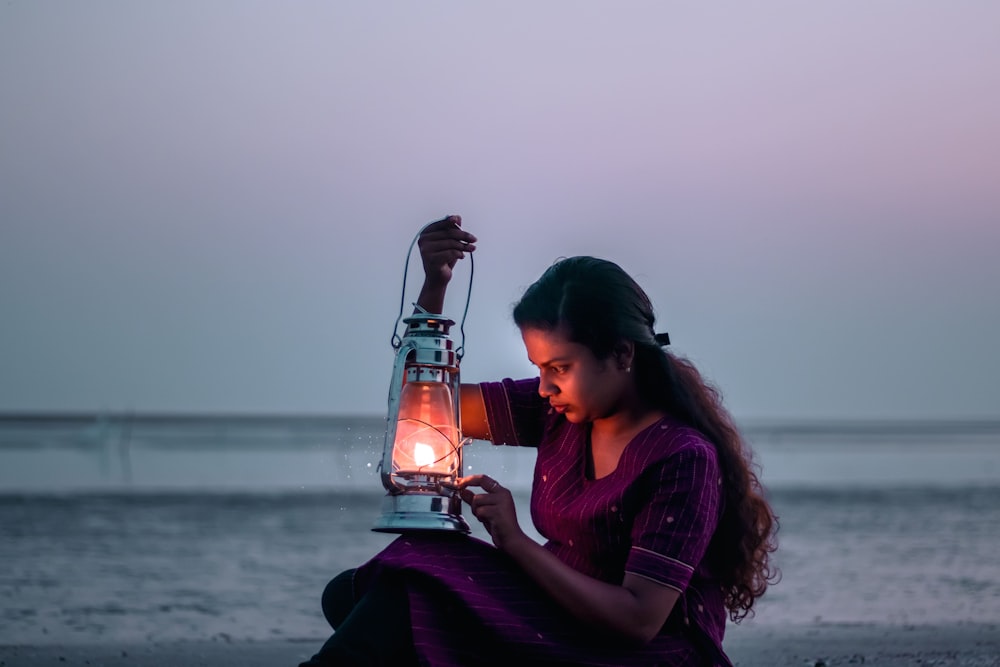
[513,256,779,621]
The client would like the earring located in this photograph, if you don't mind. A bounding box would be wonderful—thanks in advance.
[626,366,632,373]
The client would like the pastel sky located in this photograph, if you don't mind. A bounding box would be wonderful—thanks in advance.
[2,1,998,420]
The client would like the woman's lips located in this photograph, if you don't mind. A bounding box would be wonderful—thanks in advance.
[551,403,568,414]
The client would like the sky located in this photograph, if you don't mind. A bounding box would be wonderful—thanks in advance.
[1,1,999,421]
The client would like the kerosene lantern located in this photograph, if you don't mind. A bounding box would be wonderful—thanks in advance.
[372,224,473,533]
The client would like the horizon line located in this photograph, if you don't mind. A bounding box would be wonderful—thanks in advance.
[2,411,1000,437]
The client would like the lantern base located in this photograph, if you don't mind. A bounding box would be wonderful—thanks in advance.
[372,492,471,533]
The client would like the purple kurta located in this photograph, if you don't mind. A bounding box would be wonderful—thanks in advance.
[355,378,732,666]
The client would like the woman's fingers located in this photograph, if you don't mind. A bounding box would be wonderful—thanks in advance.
[419,216,477,251]
[458,475,509,524]
[419,238,477,263]
[457,474,503,509]
[424,214,462,232]
[467,494,503,527]
[417,215,476,286]
[457,474,501,493]
[424,214,475,240]
[455,475,524,548]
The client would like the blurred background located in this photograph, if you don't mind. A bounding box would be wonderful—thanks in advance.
[1,0,998,646]
[2,1,999,421]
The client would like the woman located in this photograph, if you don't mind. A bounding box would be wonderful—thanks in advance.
[300,216,778,666]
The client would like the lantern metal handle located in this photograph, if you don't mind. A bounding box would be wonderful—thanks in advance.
[390,218,474,360]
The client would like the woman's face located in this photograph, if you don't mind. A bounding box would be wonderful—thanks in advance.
[520,326,630,424]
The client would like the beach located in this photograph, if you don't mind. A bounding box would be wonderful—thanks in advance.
[3,487,999,667]
[2,623,999,666]
[2,417,999,665]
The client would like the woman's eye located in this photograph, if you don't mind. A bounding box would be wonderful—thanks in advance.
[552,365,568,374]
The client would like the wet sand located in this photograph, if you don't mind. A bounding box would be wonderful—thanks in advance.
[2,623,998,666]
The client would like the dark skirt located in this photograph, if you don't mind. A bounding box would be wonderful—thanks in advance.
[354,533,706,667]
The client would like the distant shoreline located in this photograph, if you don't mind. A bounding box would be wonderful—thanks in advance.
[0,412,388,428]
[4,413,999,492]
[3,411,1000,437]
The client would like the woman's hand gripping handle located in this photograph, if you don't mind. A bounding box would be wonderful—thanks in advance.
[416,215,477,314]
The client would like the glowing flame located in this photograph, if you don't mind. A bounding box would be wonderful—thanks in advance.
[413,442,435,468]
[391,380,460,478]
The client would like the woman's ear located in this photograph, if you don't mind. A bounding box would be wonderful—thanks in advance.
[613,340,635,371]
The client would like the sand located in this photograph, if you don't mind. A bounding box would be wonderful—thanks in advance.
[2,623,998,666]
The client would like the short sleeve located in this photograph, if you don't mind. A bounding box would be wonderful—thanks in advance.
[625,439,723,592]
[478,377,548,447]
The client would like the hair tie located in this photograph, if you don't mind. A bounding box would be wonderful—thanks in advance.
[654,332,671,346]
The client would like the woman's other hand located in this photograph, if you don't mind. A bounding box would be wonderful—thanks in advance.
[457,474,526,551]
[416,216,476,313]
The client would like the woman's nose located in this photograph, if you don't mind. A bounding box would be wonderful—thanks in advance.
[538,374,558,398]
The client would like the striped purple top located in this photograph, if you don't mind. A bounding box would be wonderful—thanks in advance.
[354,377,732,666]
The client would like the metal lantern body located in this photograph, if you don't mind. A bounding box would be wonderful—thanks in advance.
[372,312,470,533]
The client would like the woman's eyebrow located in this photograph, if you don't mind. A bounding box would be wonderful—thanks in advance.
[529,356,572,368]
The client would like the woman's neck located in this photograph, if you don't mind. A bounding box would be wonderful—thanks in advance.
[587,404,665,479]
[590,401,664,442]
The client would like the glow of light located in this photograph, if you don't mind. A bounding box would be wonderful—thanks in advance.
[413,442,435,468]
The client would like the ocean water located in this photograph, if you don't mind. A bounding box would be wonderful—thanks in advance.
[1,416,999,644]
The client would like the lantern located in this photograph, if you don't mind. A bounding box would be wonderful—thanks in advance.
[372,311,471,533]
